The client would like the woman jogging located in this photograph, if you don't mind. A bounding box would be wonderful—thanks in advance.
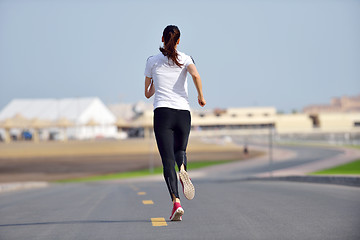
[144,25,206,221]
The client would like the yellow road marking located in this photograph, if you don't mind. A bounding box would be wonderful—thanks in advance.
[142,200,154,205]
[137,192,146,195]
[151,218,167,227]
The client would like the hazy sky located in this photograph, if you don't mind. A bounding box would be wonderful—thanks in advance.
[0,0,359,112]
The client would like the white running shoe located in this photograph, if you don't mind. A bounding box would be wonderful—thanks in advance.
[179,169,195,200]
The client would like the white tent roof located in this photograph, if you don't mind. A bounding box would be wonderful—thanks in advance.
[0,97,116,125]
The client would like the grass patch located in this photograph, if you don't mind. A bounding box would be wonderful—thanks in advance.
[344,145,360,150]
[311,159,360,175]
[56,160,233,183]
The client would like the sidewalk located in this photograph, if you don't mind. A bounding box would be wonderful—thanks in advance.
[246,175,360,187]
[0,181,49,193]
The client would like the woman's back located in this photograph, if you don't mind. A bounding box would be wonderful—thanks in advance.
[145,51,194,111]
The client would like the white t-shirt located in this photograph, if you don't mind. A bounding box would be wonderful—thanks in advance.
[144,51,194,111]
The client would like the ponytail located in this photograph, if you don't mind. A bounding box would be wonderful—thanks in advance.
[159,25,183,67]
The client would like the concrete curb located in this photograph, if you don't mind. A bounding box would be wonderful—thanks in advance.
[246,175,360,188]
[0,182,49,193]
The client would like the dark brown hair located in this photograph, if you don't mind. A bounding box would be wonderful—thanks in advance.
[159,25,183,67]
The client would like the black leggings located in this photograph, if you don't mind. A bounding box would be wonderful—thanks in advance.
[153,107,191,201]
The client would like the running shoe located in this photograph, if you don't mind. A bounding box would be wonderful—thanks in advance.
[170,202,184,221]
[179,169,195,200]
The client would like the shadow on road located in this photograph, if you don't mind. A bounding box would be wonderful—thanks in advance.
[0,219,150,227]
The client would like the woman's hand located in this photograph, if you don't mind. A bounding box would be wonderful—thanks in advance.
[198,95,206,107]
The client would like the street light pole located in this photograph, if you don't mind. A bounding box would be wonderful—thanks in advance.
[269,125,273,178]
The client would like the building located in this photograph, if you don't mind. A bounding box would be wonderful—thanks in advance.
[303,94,360,114]
[0,97,117,141]
[192,107,276,130]
[130,106,360,137]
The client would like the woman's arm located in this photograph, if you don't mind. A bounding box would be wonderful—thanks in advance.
[187,64,206,107]
[145,77,155,99]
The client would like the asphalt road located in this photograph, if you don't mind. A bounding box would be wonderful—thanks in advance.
[0,145,359,240]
